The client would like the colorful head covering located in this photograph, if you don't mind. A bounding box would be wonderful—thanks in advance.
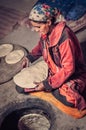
[29,3,58,22]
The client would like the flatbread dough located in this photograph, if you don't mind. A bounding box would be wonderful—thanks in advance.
[18,113,50,130]
[0,44,13,57]
[5,50,24,64]
[13,60,48,88]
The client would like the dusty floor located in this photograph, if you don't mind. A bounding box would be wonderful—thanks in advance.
[0,0,86,130]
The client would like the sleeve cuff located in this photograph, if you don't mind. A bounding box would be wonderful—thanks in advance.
[43,79,52,91]
[27,53,35,63]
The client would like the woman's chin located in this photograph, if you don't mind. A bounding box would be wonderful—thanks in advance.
[39,32,46,36]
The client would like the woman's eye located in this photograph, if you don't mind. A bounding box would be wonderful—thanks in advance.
[33,26,40,28]
[36,26,40,28]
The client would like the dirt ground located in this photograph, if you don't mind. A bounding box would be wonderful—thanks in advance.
[0,0,86,130]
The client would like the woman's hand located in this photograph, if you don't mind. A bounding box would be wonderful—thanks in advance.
[34,82,45,91]
[22,57,29,68]
[24,82,45,93]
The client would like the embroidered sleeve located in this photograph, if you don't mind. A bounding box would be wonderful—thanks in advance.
[43,79,52,91]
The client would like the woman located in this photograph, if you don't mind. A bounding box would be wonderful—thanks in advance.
[19,3,86,110]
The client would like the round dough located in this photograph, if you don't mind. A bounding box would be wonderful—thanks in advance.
[18,113,50,130]
[0,44,13,57]
[13,60,48,88]
[5,50,24,64]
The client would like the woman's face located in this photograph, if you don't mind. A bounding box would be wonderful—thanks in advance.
[30,20,51,36]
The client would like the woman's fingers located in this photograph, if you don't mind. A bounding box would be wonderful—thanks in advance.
[22,57,29,68]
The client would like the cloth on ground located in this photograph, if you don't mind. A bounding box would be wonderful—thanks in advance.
[30,91,86,119]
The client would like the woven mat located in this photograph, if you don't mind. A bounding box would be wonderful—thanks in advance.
[0,6,27,39]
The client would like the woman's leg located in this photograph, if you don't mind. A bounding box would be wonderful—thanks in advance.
[52,89,74,107]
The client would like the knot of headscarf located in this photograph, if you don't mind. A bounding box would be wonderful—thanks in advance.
[29,3,58,22]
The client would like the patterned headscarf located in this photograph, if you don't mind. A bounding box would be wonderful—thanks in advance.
[29,3,58,22]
